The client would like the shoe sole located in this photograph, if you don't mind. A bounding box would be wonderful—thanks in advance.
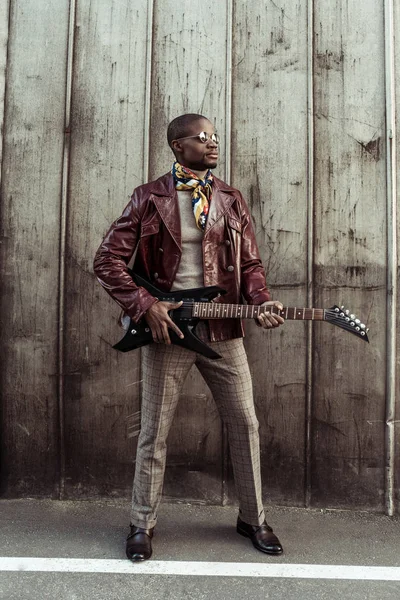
[237,525,283,555]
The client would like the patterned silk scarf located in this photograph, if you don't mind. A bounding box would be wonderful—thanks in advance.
[172,161,213,231]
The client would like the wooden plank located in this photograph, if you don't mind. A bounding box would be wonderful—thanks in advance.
[231,0,309,506]
[0,0,10,496]
[0,0,69,495]
[63,0,151,497]
[149,0,229,181]
[0,0,9,169]
[149,0,229,503]
[312,0,386,509]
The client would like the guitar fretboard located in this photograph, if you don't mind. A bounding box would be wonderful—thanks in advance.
[192,303,325,321]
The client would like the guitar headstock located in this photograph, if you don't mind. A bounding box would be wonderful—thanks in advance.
[325,305,369,342]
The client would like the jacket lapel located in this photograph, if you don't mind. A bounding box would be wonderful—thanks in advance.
[204,177,235,236]
[151,174,182,251]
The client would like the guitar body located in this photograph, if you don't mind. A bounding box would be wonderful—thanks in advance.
[113,274,227,359]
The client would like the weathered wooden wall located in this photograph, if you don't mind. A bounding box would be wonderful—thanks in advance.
[0,0,69,495]
[0,0,398,514]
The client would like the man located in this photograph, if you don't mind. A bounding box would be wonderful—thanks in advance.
[93,114,284,562]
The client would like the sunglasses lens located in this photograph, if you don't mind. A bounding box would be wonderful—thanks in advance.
[196,132,220,144]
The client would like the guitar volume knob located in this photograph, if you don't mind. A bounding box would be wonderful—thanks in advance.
[131,329,137,335]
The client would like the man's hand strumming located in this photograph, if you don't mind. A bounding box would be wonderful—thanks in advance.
[145,300,184,344]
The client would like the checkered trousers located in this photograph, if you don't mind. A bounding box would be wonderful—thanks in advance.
[130,334,265,529]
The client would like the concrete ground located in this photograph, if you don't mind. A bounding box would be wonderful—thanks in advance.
[0,499,399,600]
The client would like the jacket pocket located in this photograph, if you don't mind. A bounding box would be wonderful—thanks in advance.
[228,216,242,234]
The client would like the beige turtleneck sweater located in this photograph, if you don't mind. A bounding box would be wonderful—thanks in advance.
[171,190,204,291]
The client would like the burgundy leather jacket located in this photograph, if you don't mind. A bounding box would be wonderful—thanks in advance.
[93,172,270,341]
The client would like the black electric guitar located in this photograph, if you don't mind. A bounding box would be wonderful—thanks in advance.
[113,273,369,359]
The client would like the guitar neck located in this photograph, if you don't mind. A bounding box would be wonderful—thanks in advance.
[192,303,325,321]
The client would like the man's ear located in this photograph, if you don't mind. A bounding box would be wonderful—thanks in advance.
[171,140,182,154]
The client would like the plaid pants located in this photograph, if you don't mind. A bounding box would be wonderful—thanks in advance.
[130,335,265,528]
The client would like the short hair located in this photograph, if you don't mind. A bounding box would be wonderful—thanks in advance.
[167,114,209,147]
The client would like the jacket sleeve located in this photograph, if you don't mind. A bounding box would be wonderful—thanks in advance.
[93,193,158,322]
[239,192,271,305]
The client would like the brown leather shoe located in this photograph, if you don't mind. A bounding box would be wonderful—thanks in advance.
[237,516,283,555]
[126,525,154,562]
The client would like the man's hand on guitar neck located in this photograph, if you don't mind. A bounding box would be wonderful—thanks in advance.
[256,301,285,329]
[145,300,185,344]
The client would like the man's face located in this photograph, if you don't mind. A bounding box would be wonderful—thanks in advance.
[171,118,219,171]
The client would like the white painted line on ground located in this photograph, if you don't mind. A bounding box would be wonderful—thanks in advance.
[1,558,400,580]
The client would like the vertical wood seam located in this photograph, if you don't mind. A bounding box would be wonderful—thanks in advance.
[383,0,397,517]
[305,0,315,508]
[221,0,233,506]
[0,0,11,184]
[143,0,154,183]
[224,0,233,185]
[58,0,76,500]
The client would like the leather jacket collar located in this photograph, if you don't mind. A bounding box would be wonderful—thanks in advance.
[147,173,237,248]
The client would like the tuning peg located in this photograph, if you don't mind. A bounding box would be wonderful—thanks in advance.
[345,309,350,315]
[335,307,340,312]
[350,322,355,327]
[355,318,360,324]
[360,324,366,329]
[361,331,366,336]
[366,328,370,333]
[345,317,350,322]
[355,326,360,331]
[350,314,355,319]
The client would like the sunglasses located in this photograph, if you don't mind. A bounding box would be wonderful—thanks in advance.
[174,131,220,145]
